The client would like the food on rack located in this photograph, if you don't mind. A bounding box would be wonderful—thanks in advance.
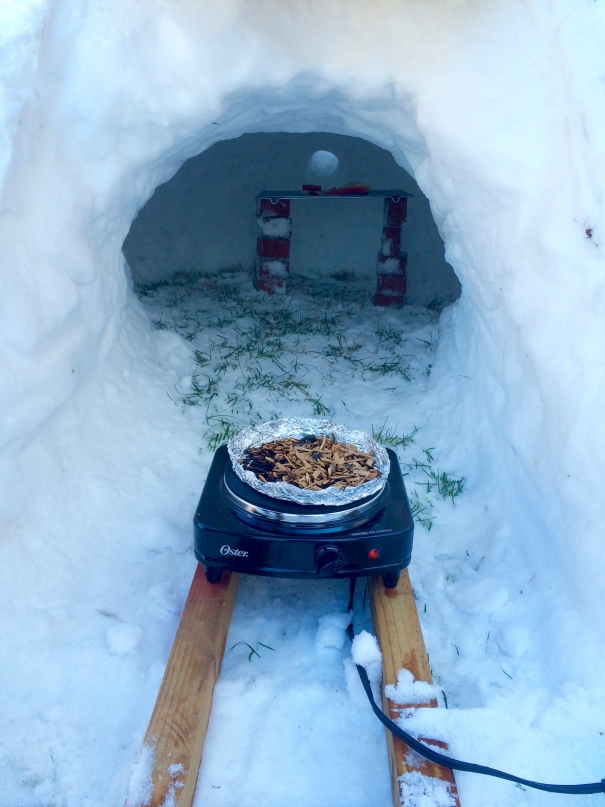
[325,181,371,195]
[240,434,380,490]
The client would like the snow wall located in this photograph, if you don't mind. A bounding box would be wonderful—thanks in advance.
[123,132,461,308]
[1,0,605,678]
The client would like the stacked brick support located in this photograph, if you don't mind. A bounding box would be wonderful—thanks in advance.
[254,198,292,294]
[374,196,408,307]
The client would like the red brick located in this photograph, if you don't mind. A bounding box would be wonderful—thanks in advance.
[257,238,291,259]
[258,198,290,218]
[257,276,286,294]
[376,274,407,294]
[373,292,404,307]
[254,257,289,295]
[384,197,407,227]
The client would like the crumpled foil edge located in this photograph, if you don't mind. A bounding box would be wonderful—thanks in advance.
[227,417,390,506]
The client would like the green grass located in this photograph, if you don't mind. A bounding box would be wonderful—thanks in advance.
[422,468,466,503]
[363,355,412,381]
[371,421,418,448]
[331,270,357,282]
[376,326,403,347]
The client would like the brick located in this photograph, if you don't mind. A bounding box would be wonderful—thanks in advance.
[254,257,289,295]
[258,198,290,218]
[376,273,407,294]
[256,276,286,294]
[373,292,404,307]
[384,197,407,227]
[257,238,290,260]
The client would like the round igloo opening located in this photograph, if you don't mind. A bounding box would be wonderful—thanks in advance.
[123,132,460,309]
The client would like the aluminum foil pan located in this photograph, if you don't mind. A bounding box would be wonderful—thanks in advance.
[227,417,390,506]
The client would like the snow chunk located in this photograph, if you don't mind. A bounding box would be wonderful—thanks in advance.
[257,216,292,238]
[385,668,440,705]
[399,770,457,807]
[377,257,402,275]
[315,612,351,651]
[447,578,509,615]
[107,623,143,654]
[125,744,155,807]
[262,259,289,278]
[351,630,382,685]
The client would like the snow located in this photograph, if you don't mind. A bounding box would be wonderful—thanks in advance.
[351,631,383,684]
[398,771,457,807]
[257,215,293,239]
[385,669,440,707]
[315,612,351,652]
[307,150,339,177]
[107,623,145,655]
[125,744,155,807]
[0,0,605,805]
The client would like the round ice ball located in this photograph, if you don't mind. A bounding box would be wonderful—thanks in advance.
[307,150,339,177]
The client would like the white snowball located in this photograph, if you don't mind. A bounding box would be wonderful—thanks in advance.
[351,630,382,684]
[307,150,339,176]
[315,612,351,651]
[107,623,143,655]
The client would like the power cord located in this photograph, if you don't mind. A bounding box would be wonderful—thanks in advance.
[346,578,605,795]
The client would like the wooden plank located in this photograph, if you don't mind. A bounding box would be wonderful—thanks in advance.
[369,571,460,807]
[131,565,239,807]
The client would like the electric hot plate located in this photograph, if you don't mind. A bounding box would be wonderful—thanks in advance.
[193,445,413,587]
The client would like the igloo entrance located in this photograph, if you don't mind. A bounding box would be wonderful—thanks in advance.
[122,133,461,454]
[124,133,460,309]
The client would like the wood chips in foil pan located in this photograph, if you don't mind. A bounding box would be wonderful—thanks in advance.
[227,418,389,506]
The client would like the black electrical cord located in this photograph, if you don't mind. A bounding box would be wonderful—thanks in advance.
[346,578,605,795]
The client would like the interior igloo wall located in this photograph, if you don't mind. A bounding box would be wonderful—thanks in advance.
[123,132,461,308]
[0,0,604,691]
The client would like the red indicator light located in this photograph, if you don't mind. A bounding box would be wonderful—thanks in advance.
[367,548,380,560]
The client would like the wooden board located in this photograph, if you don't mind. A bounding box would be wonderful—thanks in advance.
[130,565,239,807]
[369,571,460,807]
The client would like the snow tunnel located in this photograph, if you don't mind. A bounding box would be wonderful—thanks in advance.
[1,1,605,805]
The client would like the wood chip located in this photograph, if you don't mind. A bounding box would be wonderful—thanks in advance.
[240,435,380,490]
